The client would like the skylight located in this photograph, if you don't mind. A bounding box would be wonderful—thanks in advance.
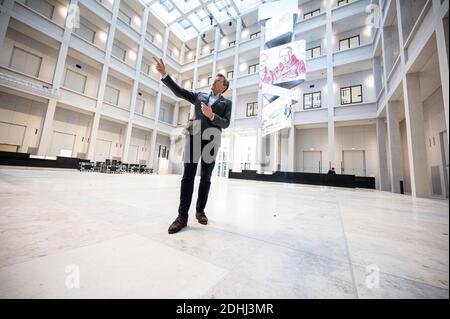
[179,19,192,29]
[160,0,174,13]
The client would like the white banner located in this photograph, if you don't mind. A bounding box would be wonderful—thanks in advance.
[261,95,293,137]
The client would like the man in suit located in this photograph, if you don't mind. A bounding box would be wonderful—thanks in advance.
[154,58,232,234]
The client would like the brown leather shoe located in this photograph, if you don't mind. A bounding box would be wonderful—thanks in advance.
[196,211,208,225]
[168,216,188,234]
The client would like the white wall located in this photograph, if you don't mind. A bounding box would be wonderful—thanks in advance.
[240,23,260,42]
[178,105,190,125]
[0,91,46,153]
[118,0,142,32]
[105,74,132,109]
[0,28,59,83]
[128,127,151,165]
[296,127,329,172]
[333,69,376,106]
[63,55,101,98]
[423,86,448,196]
[299,0,324,19]
[136,90,156,118]
[159,100,174,124]
[333,25,372,52]
[17,0,67,27]
[236,92,258,119]
[50,106,92,157]
[335,124,378,178]
[96,118,127,161]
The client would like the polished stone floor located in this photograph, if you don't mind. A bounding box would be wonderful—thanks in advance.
[0,166,448,299]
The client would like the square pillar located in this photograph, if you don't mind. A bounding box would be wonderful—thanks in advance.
[386,101,404,193]
[376,117,390,191]
[403,73,431,197]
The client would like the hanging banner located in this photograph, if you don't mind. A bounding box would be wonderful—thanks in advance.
[261,95,293,137]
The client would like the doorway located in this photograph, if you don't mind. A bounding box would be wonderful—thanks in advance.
[127,144,139,164]
[94,139,112,162]
[342,150,366,176]
[50,131,76,157]
[303,150,322,173]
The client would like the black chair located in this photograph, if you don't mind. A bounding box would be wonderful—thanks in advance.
[94,161,104,172]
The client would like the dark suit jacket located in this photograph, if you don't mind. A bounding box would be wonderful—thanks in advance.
[161,75,232,145]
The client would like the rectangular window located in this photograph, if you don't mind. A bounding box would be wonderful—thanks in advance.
[304,8,320,19]
[26,0,54,19]
[340,85,362,105]
[118,9,132,25]
[112,43,126,61]
[74,21,96,43]
[159,108,166,122]
[338,0,349,6]
[227,70,234,79]
[250,31,260,39]
[246,102,258,117]
[9,46,42,78]
[228,41,235,47]
[135,97,145,115]
[141,60,151,75]
[64,69,87,94]
[248,63,259,74]
[306,46,321,60]
[339,35,360,50]
[104,85,120,105]
[303,92,321,109]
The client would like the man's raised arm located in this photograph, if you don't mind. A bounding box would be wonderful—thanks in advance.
[153,57,196,104]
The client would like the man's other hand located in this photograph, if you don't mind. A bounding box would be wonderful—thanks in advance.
[201,102,214,120]
[153,57,166,76]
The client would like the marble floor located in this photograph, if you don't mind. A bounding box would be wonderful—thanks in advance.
[0,166,448,299]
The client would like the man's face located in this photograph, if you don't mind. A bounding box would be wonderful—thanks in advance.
[280,50,289,64]
[211,75,226,94]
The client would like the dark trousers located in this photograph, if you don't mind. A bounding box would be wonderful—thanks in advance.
[178,136,219,218]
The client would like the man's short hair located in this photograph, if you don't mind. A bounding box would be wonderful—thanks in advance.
[216,73,229,93]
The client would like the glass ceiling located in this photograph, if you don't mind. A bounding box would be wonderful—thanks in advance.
[149,0,266,41]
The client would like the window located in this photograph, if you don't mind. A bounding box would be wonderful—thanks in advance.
[179,19,191,30]
[141,60,151,75]
[306,46,321,60]
[248,63,259,74]
[214,0,231,12]
[159,107,166,122]
[339,35,360,50]
[227,70,234,79]
[246,102,258,117]
[303,92,321,109]
[250,31,260,39]
[9,46,42,77]
[112,43,126,61]
[74,21,96,43]
[64,69,87,94]
[338,0,349,6]
[304,8,320,19]
[118,9,131,25]
[26,0,54,19]
[228,41,235,47]
[160,0,174,13]
[195,9,209,22]
[340,85,362,105]
[104,85,120,105]
[135,97,145,115]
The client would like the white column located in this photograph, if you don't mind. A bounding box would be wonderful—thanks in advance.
[122,6,149,163]
[288,126,296,172]
[326,0,335,171]
[37,99,57,156]
[228,16,242,173]
[376,117,390,191]
[433,0,449,143]
[403,73,431,198]
[173,101,180,126]
[256,22,265,174]
[37,0,79,156]
[0,0,14,46]
[87,0,121,160]
[148,26,170,169]
[179,43,186,65]
[211,26,220,76]
[373,56,383,97]
[386,101,404,193]
[52,0,79,90]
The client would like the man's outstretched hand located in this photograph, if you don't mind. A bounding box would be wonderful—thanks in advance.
[153,57,166,76]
